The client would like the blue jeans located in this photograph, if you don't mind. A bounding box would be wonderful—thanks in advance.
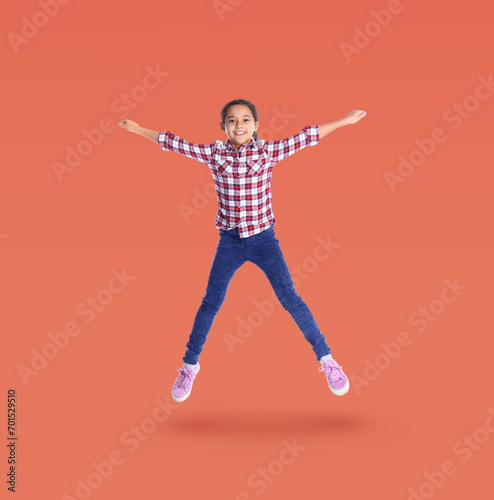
[183,225,331,364]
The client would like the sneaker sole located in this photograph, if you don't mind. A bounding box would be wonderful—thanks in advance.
[330,378,350,396]
[171,363,200,403]
[171,390,191,403]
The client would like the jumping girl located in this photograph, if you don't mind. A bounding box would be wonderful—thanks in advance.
[118,99,366,402]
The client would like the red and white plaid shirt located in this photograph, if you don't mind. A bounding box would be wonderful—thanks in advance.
[158,125,320,238]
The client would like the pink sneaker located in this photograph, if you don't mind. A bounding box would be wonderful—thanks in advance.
[172,363,200,402]
[319,359,350,396]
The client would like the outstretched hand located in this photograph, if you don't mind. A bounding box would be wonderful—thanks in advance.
[118,119,140,133]
[344,110,367,124]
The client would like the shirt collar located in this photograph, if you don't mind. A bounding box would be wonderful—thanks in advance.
[220,136,261,152]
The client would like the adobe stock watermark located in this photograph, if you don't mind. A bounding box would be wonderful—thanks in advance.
[340,0,414,64]
[16,268,135,386]
[60,395,180,500]
[384,73,494,192]
[213,0,245,21]
[7,0,73,54]
[52,64,170,182]
[351,277,467,395]
[231,439,307,499]
[223,234,340,353]
[407,407,494,500]
[179,106,297,225]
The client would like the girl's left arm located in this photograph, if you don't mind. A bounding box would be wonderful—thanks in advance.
[318,109,367,139]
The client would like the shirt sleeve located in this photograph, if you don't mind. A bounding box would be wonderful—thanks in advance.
[263,126,319,163]
[158,131,215,166]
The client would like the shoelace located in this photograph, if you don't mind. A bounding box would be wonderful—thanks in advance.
[174,367,195,390]
[319,361,344,383]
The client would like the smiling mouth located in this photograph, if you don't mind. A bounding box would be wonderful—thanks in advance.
[235,131,245,135]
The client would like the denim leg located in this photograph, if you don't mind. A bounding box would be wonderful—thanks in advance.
[246,227,331,361]
[183,230,247,364]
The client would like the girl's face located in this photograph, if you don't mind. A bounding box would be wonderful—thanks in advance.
[220,104,259,150]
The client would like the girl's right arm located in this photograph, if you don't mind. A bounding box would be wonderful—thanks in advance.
[118,118,215,166]
[118,119,159,143]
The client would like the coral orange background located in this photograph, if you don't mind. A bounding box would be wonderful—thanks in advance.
[1,0,493,499]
